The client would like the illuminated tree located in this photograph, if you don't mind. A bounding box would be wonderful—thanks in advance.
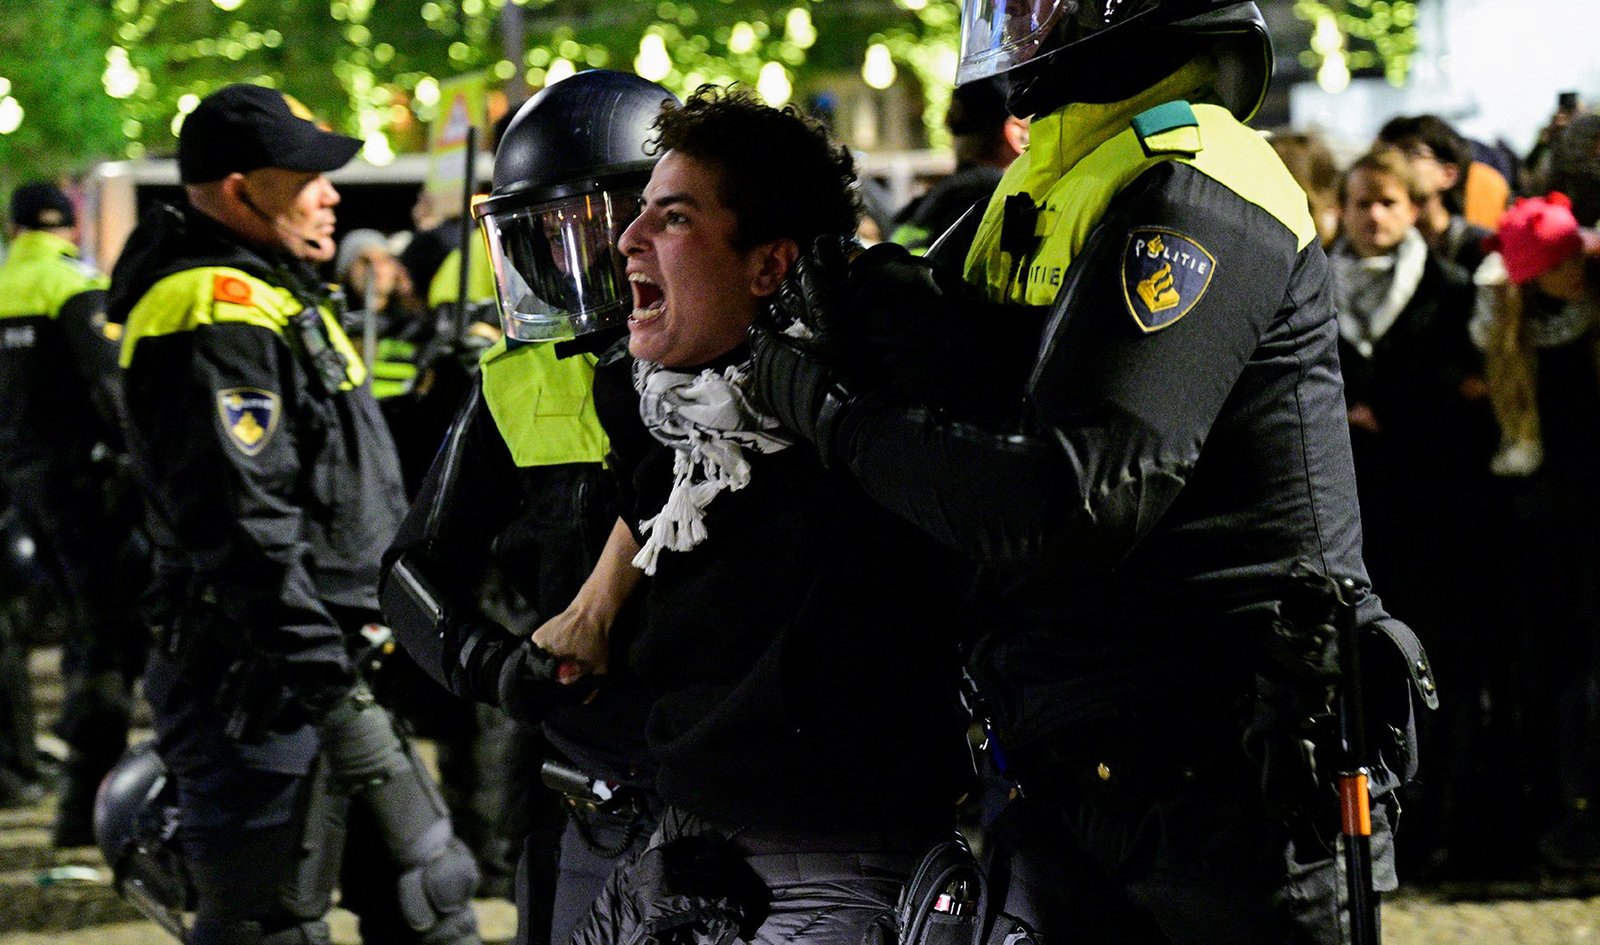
[0,0,964,178]
[1294,0,1420,93]
[0,0,125,193]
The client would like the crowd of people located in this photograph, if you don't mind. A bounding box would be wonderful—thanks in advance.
[1265,103,1600,880]
[1,1,1599,944]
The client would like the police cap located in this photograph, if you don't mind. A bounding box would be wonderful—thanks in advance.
[178,83,362,184]
[10,181,75,229]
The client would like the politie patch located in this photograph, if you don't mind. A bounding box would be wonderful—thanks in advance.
[1122,228,1216,333]
[216,388,281,457]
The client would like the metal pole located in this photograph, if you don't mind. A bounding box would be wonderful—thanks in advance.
[361,280,379,369]
[1336,577,1380,945]
[455,125,479,344]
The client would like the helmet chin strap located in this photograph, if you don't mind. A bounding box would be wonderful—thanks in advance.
[237,185,334,259]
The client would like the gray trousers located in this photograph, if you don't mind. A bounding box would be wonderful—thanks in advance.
[571,807,925,945]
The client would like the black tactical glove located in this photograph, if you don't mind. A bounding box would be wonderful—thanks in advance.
[748,235,864,467]
[494,637,598,723]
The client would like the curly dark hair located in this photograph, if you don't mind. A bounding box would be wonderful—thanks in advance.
[648,84,861,250]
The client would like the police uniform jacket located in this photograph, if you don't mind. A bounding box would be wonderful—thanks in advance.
[0,229,115,481]
[832,67,1430,751]
[384,336,654,781]
[110,203,406,770]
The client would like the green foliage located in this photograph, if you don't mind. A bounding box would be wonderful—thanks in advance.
[0,0,964,177]
[1293,0,1419,86]
[0,0,127,192]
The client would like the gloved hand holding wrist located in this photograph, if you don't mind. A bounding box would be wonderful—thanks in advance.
[496,639,599,722]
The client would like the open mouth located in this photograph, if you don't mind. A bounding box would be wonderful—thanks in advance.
[628,272,665,324]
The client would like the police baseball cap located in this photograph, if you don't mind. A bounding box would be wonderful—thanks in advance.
[946,77,1010,136]
[10,182,75,229]
[178,84,363,184]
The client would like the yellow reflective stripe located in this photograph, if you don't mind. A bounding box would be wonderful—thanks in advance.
[370,361,417,399]
[967,102,1316,307]
[121,268,289,366]
[0,231,106,320]
[318,308,368,389]
[119,268,368,392]
[1185,106,1317,250]
[479,339,609,468]
[427,239,497,308]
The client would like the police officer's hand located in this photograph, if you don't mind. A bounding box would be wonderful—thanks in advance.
[749,236,863,465]
[766,234,853,339]
[495,639,598,722]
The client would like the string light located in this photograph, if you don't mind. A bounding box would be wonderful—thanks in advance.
[862,43,896,90]
[636,33,672,82]
[756,61,790,105]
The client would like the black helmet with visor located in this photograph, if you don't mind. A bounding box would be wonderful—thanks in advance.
[474,70,678,343]
[957,0,1273,121]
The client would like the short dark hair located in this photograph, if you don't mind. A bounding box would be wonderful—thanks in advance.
[1376,113,1472,207]
[649,85,861,249]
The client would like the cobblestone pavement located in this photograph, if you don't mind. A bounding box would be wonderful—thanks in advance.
[4,650,1600,944]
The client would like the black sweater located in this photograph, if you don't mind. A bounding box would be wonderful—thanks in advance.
[595,349,973,835]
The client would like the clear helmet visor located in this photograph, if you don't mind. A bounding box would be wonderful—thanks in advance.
[956,0,1165,85]
[476,188,642,343]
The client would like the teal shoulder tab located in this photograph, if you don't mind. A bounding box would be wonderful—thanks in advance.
[1132,101,1198,142]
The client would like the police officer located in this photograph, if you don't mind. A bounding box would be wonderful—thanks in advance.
[0,181,143,844]
[887,76,1026,255]
[751,3,1435,942]
[108,84,480,945]
[384,69,674,945]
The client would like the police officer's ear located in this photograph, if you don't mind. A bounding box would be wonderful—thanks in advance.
[1002,117,1029,160]
[748,237,799,299]
[217,173,258,215]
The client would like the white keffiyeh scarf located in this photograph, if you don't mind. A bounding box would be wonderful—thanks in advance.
[1331,227,1429,359]
[630,357,794,575]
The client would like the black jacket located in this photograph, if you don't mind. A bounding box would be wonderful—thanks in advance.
[113,203,405,712]
[0,230,118,481]
[838,160,1389,744]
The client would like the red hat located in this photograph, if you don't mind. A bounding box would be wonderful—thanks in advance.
[1484,192,1600,284]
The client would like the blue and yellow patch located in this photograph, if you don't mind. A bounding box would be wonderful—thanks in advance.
[216,387,281,457]
[1121,228,1215,333]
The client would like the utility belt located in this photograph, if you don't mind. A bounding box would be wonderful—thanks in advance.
[152,595,380,744]
[1002,703,1255,812]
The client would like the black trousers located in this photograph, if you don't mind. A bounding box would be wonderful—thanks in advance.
[986,757,1395,945]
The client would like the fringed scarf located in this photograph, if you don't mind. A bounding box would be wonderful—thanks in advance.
[630,357,794,575]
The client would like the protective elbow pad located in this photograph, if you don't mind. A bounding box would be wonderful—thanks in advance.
[317,696,481,940]
[397,833,481,941]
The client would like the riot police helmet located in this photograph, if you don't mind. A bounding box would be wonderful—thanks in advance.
[474,70,679,343]
[94,742,192,938]
[957,0,1272,122]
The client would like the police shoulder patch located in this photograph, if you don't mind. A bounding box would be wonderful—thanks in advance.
[216,387,281,456]
[213,274,255,307]
[1121,228,1216,333]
